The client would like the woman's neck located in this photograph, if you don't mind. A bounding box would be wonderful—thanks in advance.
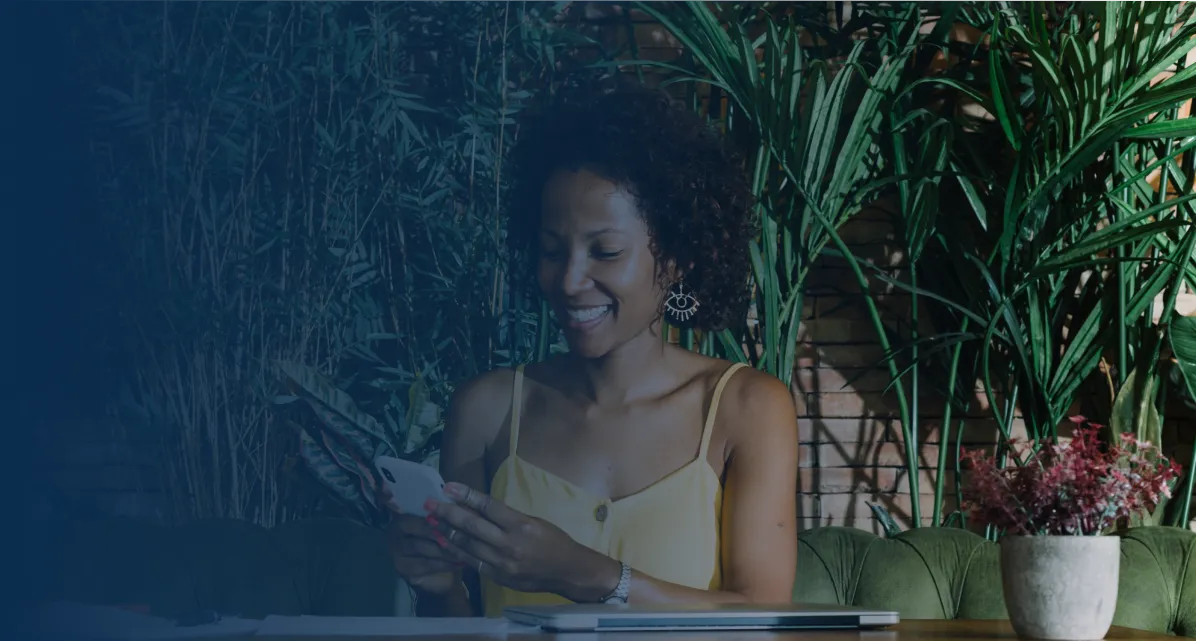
[568,324,679,407]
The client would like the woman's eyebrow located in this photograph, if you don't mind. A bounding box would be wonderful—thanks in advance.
[540,228,626,239]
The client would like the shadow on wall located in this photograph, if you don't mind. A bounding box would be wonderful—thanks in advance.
[789,213,1005,536]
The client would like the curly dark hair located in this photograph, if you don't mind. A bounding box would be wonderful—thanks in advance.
[504,76,759,333]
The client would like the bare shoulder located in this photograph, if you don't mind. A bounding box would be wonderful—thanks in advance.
[445,367,518,448]
[719,363,800,451]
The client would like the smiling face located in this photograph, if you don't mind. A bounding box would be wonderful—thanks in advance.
[536,168,669,359]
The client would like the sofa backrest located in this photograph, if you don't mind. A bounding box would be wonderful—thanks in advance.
[28,517,1195,636]
[794,525,1196,636]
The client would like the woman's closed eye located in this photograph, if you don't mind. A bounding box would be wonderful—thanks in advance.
[539,248,623,262]
[592,248,624,260]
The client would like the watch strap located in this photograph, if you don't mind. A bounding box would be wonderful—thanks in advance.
[601,562,631,604]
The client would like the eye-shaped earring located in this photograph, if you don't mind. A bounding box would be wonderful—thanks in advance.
[664,281,700,325]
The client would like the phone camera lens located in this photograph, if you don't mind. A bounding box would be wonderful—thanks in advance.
[381,468,396,483]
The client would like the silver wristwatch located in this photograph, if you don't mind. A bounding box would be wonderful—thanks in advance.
[602,562,631,604]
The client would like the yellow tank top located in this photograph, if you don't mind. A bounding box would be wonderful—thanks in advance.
[479,361,747,617]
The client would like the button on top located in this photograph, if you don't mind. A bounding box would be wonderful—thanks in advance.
[594,503,609,522]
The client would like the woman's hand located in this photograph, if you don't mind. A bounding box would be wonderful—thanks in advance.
[378,486,463,596]
[427,482,621,602]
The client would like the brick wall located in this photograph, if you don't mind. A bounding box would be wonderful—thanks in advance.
[795,213,964,534]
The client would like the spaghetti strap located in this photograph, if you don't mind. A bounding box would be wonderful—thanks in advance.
[699,362,748,458]
[510,364,526,455]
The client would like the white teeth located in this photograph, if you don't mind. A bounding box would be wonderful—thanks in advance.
[567,306,610,322]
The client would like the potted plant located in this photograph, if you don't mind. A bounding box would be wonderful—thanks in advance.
[961,417,1181,641]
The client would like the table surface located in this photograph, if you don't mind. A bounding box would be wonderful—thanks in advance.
[255,619,1175,641]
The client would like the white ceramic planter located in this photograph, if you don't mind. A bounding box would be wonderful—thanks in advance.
[1000,535,1121,641]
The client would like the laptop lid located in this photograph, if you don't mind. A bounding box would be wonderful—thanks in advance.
[502,602,900,632]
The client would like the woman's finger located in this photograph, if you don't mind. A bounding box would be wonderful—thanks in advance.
[392,535,455,561]
[444,483,525,530]
[436,527,507,575]
[377,484,399,511]
[389,513,443,543]
[431,500,507,548]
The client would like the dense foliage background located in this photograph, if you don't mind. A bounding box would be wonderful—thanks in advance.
[44,1,1196,533]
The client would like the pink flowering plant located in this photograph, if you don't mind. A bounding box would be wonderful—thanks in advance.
[960,416,1182,536]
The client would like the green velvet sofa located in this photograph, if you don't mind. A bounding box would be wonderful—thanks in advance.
[32,517,1196,636]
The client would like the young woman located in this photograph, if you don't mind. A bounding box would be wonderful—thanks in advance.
[382,77,800,617]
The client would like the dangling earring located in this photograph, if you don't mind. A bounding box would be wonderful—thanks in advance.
[664,281,700,325]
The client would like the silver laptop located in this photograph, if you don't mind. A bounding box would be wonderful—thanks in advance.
[502,602,900,632]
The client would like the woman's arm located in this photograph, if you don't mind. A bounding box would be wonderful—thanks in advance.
[573,368,801,604]
[416,369,515,616]
[431,368,800,606]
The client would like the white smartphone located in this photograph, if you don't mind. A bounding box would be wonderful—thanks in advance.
[374,455,451,517]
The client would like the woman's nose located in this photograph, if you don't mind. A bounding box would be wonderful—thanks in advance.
[559,255,593,295]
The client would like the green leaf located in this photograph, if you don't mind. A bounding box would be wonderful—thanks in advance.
[953,164,988,232]
[402,375,442,455]
[1109,367,1162,448]
[1170,312,1196,403]
[1121,119,1196,140]
[298,431,382,526]
[1109,364,1171,530]
[276,359,402,520]
[988,35,1023,152]
[1141,491,1171,528]
[867,502,904,538]
[277,360,392,446]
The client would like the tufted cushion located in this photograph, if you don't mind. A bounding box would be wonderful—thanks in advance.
[30,517,1195,636]
[793,525,1196,636]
